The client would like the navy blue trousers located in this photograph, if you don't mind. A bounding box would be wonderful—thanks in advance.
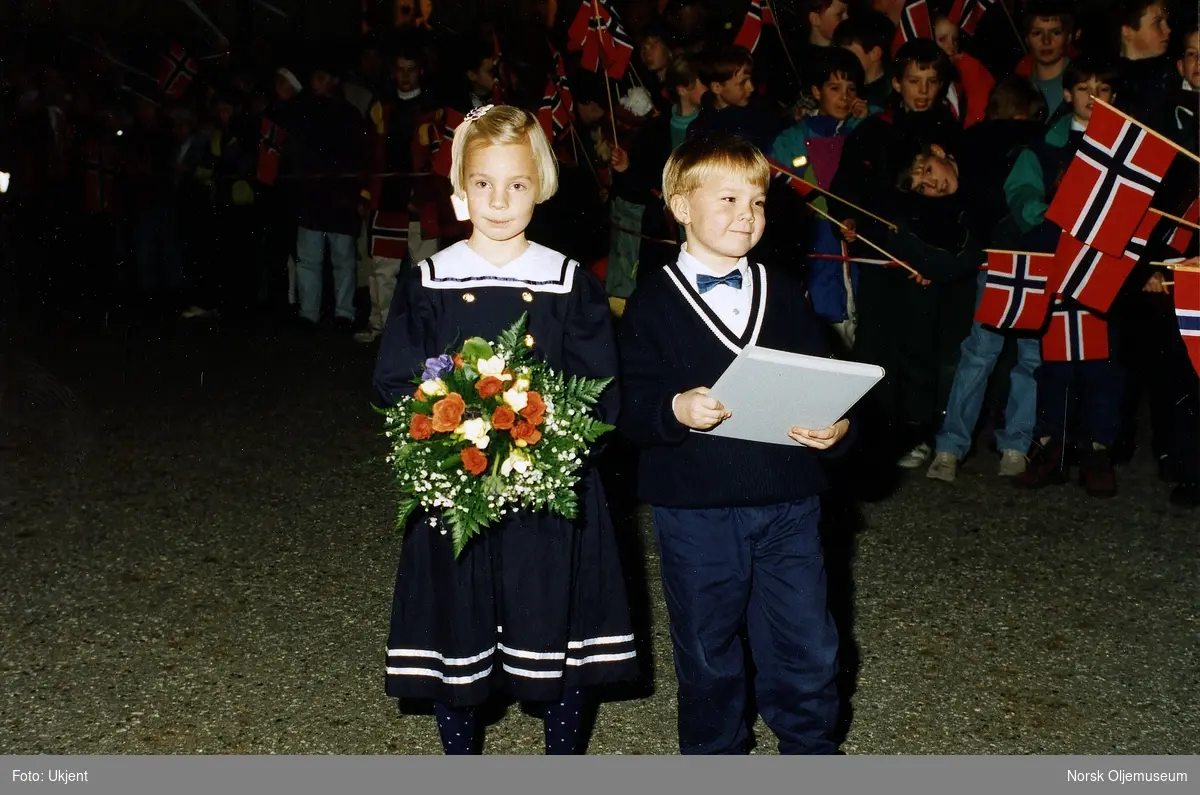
[652,497,839,755]
[1035,359,1125,448]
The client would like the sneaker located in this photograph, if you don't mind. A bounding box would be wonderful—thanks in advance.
[997,450,1027,477]
[898,442,932,470]
[1014,439,1068,489]
[1079,447,1117,499]
[353,328,381,344]
[926,451,958,482]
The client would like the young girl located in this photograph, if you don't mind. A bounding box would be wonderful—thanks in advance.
[371,105,639,755]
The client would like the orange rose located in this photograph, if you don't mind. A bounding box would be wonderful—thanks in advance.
[476,376,504,399]
[453,353,465,370]
[430,393,466,433]
[511,421,543,446]
[414,388,429,402]
[409,413,433,440]
[521,391,546,426]
[491,405,516,430]
[461,446,488,476]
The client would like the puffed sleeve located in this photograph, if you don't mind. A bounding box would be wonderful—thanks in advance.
[561,266,620,427]
[372,267,438,407]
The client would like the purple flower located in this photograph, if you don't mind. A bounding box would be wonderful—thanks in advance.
[422,354,455,381]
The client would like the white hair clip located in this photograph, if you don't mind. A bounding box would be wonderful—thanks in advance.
[465,104,494,123]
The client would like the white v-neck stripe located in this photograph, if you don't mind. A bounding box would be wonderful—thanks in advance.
[664,263,768,354]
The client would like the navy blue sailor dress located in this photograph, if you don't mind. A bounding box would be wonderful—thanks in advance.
[372,240,639,707]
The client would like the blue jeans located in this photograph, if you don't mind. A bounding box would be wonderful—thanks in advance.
[935,273,1040,457]
[295,227,356,323]
[653,498,839,755]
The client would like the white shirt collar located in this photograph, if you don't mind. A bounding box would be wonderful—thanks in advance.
[1071,118,1086,132]
[1183,78,1198,93]
[676,242,748,280]
[397,87,422,101]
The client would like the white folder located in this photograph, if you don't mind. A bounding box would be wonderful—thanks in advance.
[698,346,885,446]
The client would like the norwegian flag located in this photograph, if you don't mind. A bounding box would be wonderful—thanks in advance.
[549,42,575,119]
[1051,210,1156,313]
[1165,198,1199,254]
[891,0,933,57]
[83,141,118,214]
[1173,267,1200,375]
[1042,299,1110,362]
[974,250,1056,330]
[767,158,816,197]
[568,0,634,79]
[256,117,287,186]
[733,0,774,52]
[538,78,572,143]
[1044,101,1178,258]
[156,43,198,100]
[948,0,993,37]
[369,210,409,260]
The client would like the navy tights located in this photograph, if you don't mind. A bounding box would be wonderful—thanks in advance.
[433,688,587,755]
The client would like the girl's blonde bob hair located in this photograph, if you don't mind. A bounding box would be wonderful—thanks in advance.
[449,105,559,203]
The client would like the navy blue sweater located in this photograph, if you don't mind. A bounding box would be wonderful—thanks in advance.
[618,261,853,509]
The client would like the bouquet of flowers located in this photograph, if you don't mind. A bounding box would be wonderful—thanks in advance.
[377,313,615,558]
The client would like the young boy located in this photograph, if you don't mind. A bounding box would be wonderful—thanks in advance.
[1006,57,1125,497]
[618,132,852,755]
[1015,0,1075,121]
[608,55,709,308]
[1170,22,1199,148]
[685,45,781,153]
[770,48,876,344]
[1115,0,1176,133]
[833,11,896,112]
[803,0,850,48]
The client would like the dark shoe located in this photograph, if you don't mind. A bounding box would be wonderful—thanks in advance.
[1169,482,1200,509]
[1157,455,1174,483]
[1079,448,1117,499]
[1014,439,1069,489]
[292,316,319,333]
[332,316,355,333]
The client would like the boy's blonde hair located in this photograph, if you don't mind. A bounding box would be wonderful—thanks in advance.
[449,104,559,203]
[662,132,770,202]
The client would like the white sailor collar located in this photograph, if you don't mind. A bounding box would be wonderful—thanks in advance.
[419,240,577,294]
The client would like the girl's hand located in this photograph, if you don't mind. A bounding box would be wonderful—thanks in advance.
[610,145,629,173]
[1143,272,1170,294]
[907,270,932,287]
[841,219,857,243]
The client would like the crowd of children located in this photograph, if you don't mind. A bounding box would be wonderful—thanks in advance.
[4,0,1196,756]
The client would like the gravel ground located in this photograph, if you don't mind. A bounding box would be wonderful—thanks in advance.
[1,322,1197,755]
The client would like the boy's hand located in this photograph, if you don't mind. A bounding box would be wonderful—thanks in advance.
[1143,272,1170,294]
[907,270,932,287]
[610,145,629,173]
[788,418,850,449]
[673,387,731,430]
[850,98,869,120]
[841,219,857,243]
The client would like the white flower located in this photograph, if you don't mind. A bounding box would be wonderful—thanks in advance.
[420,379,448,396]
[513,376,531,392]
[503,388,529,412]
[477,356,511,380]
[620,86,654,117]
[501,449,532,477]
[455,417,490,447]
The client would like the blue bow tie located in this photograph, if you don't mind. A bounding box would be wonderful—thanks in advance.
[696,270,743,294]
